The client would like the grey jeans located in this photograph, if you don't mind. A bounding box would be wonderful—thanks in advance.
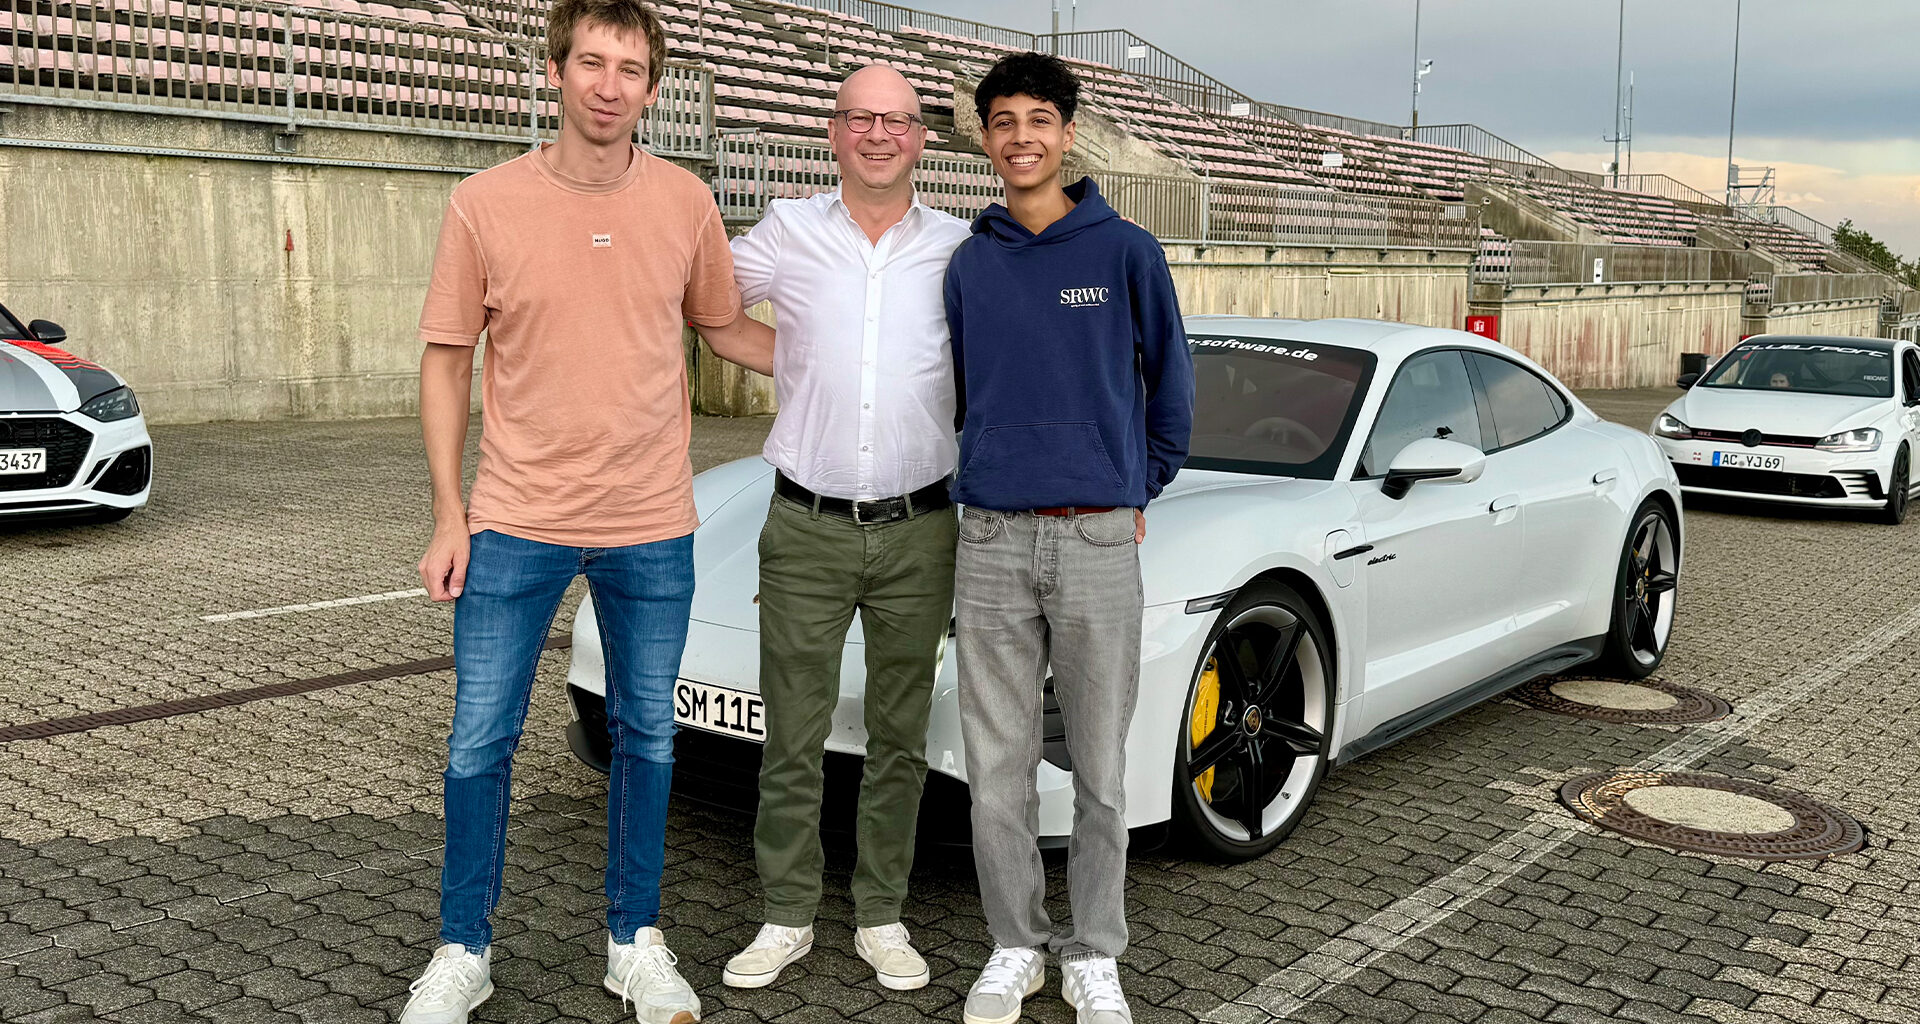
[954,506,1144,960]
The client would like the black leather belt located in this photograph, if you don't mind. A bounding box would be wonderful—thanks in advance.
[775,472,952,526]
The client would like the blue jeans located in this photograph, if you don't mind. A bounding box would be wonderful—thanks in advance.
[440,529,694,951]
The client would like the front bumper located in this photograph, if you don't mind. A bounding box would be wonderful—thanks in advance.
[564,595,1218,837]
[0,411,152,517]
[1655,436,1888,509]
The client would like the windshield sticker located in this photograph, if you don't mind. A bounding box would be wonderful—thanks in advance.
[1190,337,1321,361]
[1743,342,1888,359]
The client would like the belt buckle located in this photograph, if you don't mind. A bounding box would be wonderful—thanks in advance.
[851,499,877,526]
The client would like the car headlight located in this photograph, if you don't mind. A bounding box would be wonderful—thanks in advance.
[79,386,140,422]
[1816,428,1880,453]
[1653,413,1693,440]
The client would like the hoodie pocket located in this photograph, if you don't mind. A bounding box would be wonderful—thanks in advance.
[961,421,1125,494]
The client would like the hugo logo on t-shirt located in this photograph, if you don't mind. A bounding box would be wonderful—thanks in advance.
[1059,286,1111,308]
[591,233,613,248]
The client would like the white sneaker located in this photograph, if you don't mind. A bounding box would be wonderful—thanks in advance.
[854,923,930,990]
[398,943,493,1024]
[1061,956,1132,1024]
[963,946,1045,1024]
[606,928,702,1024]
[721,922,814,989]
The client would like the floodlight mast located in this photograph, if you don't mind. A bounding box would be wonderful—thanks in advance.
[1409,0,1421,130]
[1612,0,1624,187]
[1725,0,1742,206]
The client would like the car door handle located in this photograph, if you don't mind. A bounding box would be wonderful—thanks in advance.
[1593,469,1619,485]
[1489,494,1519,514]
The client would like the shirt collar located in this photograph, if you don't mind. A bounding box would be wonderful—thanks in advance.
[829,188,930,229]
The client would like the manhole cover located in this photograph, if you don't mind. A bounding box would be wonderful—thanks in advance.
[1560,771,1864,860]
[1515,676,1730,724]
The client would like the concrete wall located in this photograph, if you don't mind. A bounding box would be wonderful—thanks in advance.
[1471,282,1746,390]
[1744,298,1884,340]
[0,104,531,423]
[1164,243,1471,326]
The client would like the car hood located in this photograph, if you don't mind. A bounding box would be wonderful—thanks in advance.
[686,460,1316,635]
[0,338,123,411]
[1670,387,1889,438]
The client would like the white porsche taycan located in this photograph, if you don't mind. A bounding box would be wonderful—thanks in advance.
[565,317,1684,859]
[0,301,152,523]
[1653,335,1920,524]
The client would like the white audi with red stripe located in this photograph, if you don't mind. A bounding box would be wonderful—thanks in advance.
[1653,335,1920,524]
[0,301,152,522]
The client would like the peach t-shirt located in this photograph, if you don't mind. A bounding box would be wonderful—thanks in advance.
[419,143,738,547]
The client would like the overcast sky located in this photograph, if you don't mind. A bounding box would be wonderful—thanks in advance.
[917,0,1920,255]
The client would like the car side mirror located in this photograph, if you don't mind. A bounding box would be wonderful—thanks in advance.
[27,320,66,346]
[1382,437,1487,500]
[1675,372,1700,389]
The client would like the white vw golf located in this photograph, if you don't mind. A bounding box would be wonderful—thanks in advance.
[566,318,1684,859]
[1653,335,1920,524]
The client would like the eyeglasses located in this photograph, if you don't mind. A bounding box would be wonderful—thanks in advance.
[832,108,922,135]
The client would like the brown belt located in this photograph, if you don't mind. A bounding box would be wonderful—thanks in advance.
[1031,506,1118,517]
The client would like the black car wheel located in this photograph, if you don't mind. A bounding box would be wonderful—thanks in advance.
[1172,580,1333,860]
[1599,500,1679,678]
[1881,447,1909,526]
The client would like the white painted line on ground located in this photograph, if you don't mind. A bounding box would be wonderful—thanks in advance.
[1204,601,1920,1024]
[200,589,428,622]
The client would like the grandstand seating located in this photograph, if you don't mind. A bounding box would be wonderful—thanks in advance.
[0,0,1845,271]
[1716,212,1833,271]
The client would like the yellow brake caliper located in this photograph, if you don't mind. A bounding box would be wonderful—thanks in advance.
[1192,657,1222,801]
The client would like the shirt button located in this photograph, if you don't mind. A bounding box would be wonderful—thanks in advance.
[861,445,871,452]
[863,403,871,409]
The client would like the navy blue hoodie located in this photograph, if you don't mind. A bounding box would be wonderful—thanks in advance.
[943,178,1194,511]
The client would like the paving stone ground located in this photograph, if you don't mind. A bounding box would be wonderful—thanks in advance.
[3,390,1919,1023]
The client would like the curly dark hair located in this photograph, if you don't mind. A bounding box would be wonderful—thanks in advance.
[973,51,1080,127]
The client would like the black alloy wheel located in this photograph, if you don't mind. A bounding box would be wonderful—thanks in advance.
[1173,580,1333,860]
[1600,500,1679,678]
[1882,447,1909,526]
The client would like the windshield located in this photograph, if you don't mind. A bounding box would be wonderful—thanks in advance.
[1701,341,1893,398]
[1185,336,1376,479]
[0,305,28,341]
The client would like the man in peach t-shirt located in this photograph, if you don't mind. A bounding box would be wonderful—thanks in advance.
[403,2,771,1022]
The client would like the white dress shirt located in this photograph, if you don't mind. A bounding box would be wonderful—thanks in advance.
[731,190,973,500]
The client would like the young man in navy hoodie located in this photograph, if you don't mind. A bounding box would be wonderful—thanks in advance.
[944,52,1193,1024]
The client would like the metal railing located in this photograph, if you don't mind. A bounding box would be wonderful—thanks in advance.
[710,136,1476,250]
[1044,29,1238,104]
[714,131,999,221]
[1608,173,1725,210]
[1739,204,1838,247]
[1411,124,1554,167]
[0,0,711,151]
[1249,101,1403,139]
[1092,170,1475,249]
[644,62,715,156]
[774,0,1038,50]
[1477,240,1766,287]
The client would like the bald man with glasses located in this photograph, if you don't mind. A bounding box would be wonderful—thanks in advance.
[696,64,971,994]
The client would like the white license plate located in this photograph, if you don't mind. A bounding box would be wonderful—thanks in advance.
[0,448,46,475]
[674,680,765,742]
[1712,451,1782,471]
